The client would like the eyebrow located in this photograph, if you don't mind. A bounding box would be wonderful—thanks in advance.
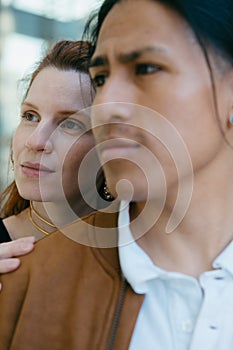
[22,101,38,109]
[89,46,169,68]
[22,102,81,117]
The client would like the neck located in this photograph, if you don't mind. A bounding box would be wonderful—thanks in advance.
[129,166,233,277]
[29,200,56,236]
[31,198,96,229]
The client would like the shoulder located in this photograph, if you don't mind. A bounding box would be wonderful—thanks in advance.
[61,204,120,248]
[2,208,32,240]
[20,206,120,273]
[0,208,121,308]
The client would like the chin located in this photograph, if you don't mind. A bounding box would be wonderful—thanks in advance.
[18,187,40,202]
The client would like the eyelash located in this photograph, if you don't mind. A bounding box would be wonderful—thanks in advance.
[21,112,39,122]
[91,74,107,88]
[21,112,86,133]
[91,63,162,88]
[59,119,86,131]
[135,63,162,75]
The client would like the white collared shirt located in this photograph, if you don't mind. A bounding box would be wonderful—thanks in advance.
[118,201,233,350]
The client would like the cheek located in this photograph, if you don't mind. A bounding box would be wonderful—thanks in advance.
[62,137,97,176]
[144,68,214,120]
[61,137,100,198]
[133,91,222,185]
[148,81,219,148]
[170,94,221,161]
[12,128,24,162]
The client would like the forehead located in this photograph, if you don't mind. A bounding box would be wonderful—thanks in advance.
[29,68,89,93]
[26,67,93,108]
[93,0,195,60]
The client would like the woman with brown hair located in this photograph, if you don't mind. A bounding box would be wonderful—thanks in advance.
[0,39,107,277]
[1,0,233,348]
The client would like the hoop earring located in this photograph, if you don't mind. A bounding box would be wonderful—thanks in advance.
[103,181,114,201]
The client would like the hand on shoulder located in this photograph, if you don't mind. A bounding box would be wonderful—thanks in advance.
[0,236,35,290]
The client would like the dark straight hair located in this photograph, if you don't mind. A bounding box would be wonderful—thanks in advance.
[84,0,233,67]
[83,0,233,145]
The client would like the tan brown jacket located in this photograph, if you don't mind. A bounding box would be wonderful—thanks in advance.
[0,210,144,350]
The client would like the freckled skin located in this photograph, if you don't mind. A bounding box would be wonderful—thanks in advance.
[13,68,98,205]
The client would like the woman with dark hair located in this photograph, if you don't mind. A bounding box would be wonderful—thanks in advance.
[0,40,107,276]
[0,1,233,349]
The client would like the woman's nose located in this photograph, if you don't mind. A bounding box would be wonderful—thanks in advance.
[25,123,53,153]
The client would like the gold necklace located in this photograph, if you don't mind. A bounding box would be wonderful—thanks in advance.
[28,201,56,236]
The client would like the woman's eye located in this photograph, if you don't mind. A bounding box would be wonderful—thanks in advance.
[60,119,85,131]
[135,64,161,75]
[22,112,39,122]
[91,74,107,88]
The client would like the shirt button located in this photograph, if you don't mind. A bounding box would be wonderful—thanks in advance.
[181,320,194,333]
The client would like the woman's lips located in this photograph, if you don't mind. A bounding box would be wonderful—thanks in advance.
[21,162,54,178]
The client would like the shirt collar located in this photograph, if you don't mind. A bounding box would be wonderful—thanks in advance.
[118,201,163,293]
[213,239,233,276]
[118,201,233,293]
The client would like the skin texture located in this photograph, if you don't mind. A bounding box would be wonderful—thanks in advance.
[13,67,96,208]
[0,67,99,274]
[0,237,35,279]
[10,67,100,231]
[90,0,233,276]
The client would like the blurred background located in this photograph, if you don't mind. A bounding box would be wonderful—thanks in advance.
[0,0,103,192]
